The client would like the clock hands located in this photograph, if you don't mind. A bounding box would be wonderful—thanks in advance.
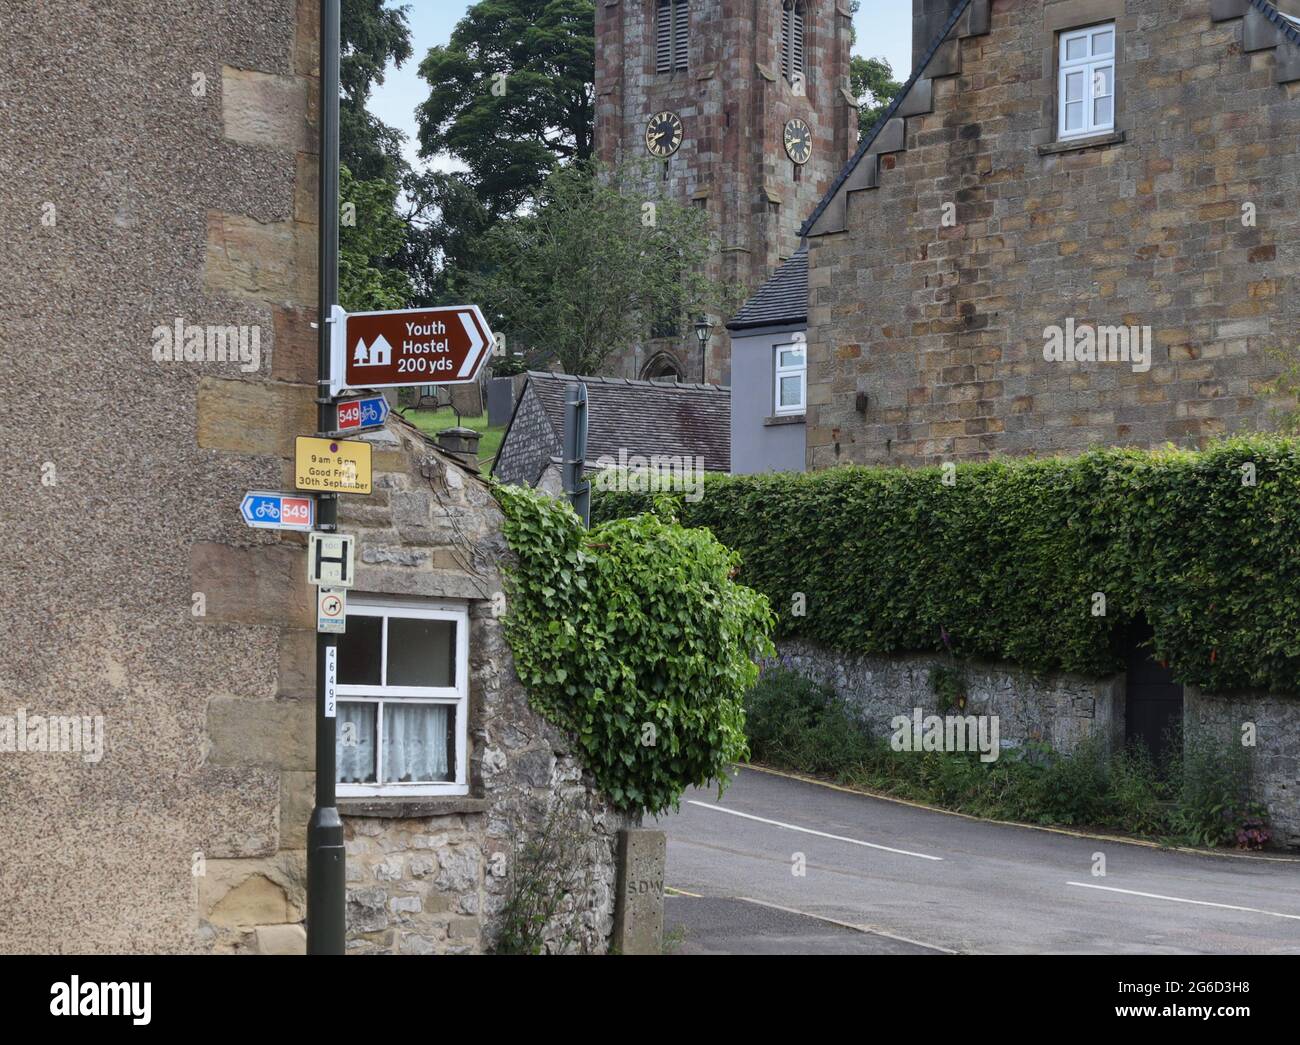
[647,115,681,156]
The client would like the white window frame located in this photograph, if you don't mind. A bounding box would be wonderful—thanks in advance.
[774,341,806,416]
[337,596,470,798]
[1057,23,1115,142]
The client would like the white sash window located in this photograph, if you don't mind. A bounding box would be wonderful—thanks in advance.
[1058,23,1115,141]
[336,597,469,797]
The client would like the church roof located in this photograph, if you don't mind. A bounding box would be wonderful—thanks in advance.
[727,247,809,332]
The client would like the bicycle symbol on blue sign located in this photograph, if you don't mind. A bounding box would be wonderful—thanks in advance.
[241,492,314,532]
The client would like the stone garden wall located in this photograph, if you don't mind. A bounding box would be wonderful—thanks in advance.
[780,641,1299,849]
[780,640,1125,758]
[1185,686,1300,849]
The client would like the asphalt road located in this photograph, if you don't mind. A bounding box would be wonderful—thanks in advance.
[655,767,1300,955]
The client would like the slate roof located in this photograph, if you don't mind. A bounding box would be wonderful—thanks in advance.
[727,247,809,332]
[516,371,731,473]
[1275,3,1300,38]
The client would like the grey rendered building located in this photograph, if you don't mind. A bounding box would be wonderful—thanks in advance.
[726,247,809,474]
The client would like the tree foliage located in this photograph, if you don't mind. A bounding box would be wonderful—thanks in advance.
[334,2,413,311]
[416,0,595,218]
[340,0,413,182]
[851,55,904,136]
[462,163,736,375]
[339,164,413,312]
[395,168,496,307]
[495,485,775,817]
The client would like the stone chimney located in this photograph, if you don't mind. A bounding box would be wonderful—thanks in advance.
[435,427,482,472]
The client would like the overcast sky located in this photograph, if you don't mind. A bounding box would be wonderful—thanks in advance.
[368,0,914,174]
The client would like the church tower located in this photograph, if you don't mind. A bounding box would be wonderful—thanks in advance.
[595,0,857,384]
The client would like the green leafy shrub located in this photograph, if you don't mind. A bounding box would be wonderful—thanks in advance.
[1103,744,1170,836]
[495,485,775,816]
[1171,725,1265,848]
[1030,737,1112,826]
[745,664,878,773]
[930,663,968,713]
[593,438,1300,695]
[741,670,1269,846]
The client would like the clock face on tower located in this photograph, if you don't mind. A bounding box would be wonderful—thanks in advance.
[645,111,684,158]
[784,118,813,165]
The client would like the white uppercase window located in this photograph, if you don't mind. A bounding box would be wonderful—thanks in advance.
[774,342,806,415]
[336,597,469,798]
[1058,23,1115,140]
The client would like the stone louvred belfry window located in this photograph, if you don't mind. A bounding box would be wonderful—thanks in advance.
[781,0,806,84]
[655,0,690,73]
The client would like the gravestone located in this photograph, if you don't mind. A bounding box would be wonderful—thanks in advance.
[450,381,483,419]
[486,376,516,427]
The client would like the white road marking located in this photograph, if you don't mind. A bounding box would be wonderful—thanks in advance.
[736,895,959,954]
[686,800,943,861]
[1066,882,1300,921]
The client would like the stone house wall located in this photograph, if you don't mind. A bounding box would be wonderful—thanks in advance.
[0,0,630,954]
[337,422,634,954]
[804,0,1300,468]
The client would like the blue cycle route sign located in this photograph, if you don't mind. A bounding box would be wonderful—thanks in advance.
[336,394,390,433]
[240,492,315,531]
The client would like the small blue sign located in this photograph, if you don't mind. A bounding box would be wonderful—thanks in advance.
[337,394,390,433]
[240,492,315,531]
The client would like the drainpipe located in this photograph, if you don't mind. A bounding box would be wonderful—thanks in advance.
[563,382,590,527]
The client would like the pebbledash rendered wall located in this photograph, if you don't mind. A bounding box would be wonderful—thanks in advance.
[803,0,1300,468]
[0,0,323,954]
[780,641,1300,847]
[336,422,633,954]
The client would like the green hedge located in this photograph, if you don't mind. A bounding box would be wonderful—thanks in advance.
[591,438,1300,695]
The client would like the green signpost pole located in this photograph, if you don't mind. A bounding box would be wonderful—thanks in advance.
[307,0,345,956]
